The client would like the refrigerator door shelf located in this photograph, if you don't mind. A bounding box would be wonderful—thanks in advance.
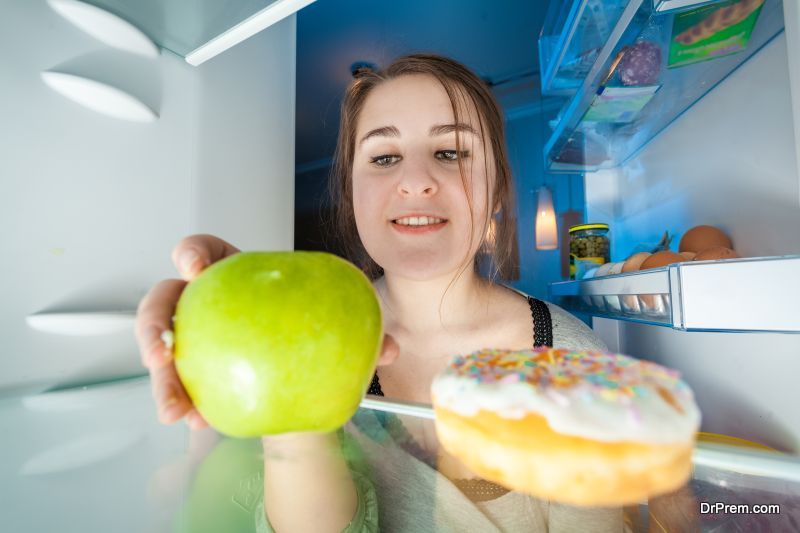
[539,0,635,96]
[72,0,316,65]
[542,0,785,172]
[549,254,800,332]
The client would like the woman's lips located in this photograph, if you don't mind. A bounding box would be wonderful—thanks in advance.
[390,220,447,234]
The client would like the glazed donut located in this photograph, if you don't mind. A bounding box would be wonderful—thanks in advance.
[431,348,701,507]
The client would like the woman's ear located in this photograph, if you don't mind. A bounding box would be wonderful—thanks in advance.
[377,333,400,367]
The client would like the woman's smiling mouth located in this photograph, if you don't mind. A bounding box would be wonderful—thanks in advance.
[391,215,448,234]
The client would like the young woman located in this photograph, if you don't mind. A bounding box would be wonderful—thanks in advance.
[136,54,624,532]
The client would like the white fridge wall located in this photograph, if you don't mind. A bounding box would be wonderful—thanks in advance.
[0,1,296,396]
[588,34,800,452]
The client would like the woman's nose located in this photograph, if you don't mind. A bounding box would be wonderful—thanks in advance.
[396,157,438,197]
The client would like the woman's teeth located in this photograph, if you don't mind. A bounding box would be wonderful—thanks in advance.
[393,216,444,226]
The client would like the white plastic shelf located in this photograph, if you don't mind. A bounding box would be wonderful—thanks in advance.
[549,255,800,333]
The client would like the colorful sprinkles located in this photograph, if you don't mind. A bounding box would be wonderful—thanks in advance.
[445,348,688,408]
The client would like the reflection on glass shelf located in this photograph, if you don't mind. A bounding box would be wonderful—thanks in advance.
[542,0,785,171]
[3,379,800,532]
[549,255,800,332]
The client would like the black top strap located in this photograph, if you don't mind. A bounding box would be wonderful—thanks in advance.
[528,297,553,348]
[368,297,553,397]
[367,370,384,396]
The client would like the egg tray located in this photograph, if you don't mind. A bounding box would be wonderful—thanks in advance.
[549,255,800,333]
[562,293,672,322]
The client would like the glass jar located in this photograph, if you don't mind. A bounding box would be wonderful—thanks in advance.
[569,223,610,280]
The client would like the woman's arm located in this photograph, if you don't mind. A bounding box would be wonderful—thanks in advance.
[261,432,358,533]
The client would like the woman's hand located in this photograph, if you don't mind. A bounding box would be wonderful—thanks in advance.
[135,234,240,430]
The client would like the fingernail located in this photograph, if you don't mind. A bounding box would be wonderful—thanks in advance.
[161,329,175,362]
[180,249,201,276]
[160,330,174,350]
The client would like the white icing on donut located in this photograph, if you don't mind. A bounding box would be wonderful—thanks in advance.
[431,348,701,444]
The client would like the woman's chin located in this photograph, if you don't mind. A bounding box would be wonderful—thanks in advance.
[379,256,473,282]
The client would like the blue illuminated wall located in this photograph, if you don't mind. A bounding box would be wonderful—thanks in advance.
[500,98,587,300]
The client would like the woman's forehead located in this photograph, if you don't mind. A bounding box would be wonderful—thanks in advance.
[356,74,482,137]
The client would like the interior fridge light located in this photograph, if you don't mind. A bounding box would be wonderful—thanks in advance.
[535,185,559,250]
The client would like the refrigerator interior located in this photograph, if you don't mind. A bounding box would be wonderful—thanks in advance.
[0,1,296,397]
[2,0,800,531]
[585,26,800,453]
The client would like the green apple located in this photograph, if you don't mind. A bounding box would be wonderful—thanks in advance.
[173,251,383,437]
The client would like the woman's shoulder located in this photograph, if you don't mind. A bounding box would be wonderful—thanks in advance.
[498,284,608,352]
[544,301,608,352]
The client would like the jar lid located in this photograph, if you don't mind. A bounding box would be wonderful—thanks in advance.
[569,223,609,233]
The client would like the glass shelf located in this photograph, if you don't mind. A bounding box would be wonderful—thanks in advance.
[82,0,284,60]
[549,254,800,332]
[539,0,632,96]
[2,377,800,531]
[540,0,785,172]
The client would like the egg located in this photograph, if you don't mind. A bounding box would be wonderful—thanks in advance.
[639,251,685,270]
[620,253,650,314]
[581,267,599,307]
[679,225,733,253]
[604,262,625,312]
[622,252,651,273]
[694,246,740,261]
[594,262,615,278]
[637,252,681,318]
[590,263,615,310]
[679,251,696,261]
[607,261,625,275]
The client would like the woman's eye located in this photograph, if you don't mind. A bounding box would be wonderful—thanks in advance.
[436,150,469,162]
[370,155,401,167]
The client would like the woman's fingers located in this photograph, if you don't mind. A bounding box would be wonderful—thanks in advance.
[151,365,209,430]
[135,234,239,431]
[136,278,186,369]
[185,408,210,431]
[377,333,399,367]
[171,234,240,281]
[150,361,193,424]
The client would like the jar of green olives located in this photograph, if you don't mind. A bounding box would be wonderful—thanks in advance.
[569,223,610,280]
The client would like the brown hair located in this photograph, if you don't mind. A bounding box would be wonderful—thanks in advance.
[325,53,519,283]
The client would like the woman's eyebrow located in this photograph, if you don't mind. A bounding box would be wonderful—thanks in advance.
[429,123,478,136]
[359,123,479,146]
[359,125,400,146]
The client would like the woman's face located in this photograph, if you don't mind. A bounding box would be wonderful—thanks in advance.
[352,74,495,281]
